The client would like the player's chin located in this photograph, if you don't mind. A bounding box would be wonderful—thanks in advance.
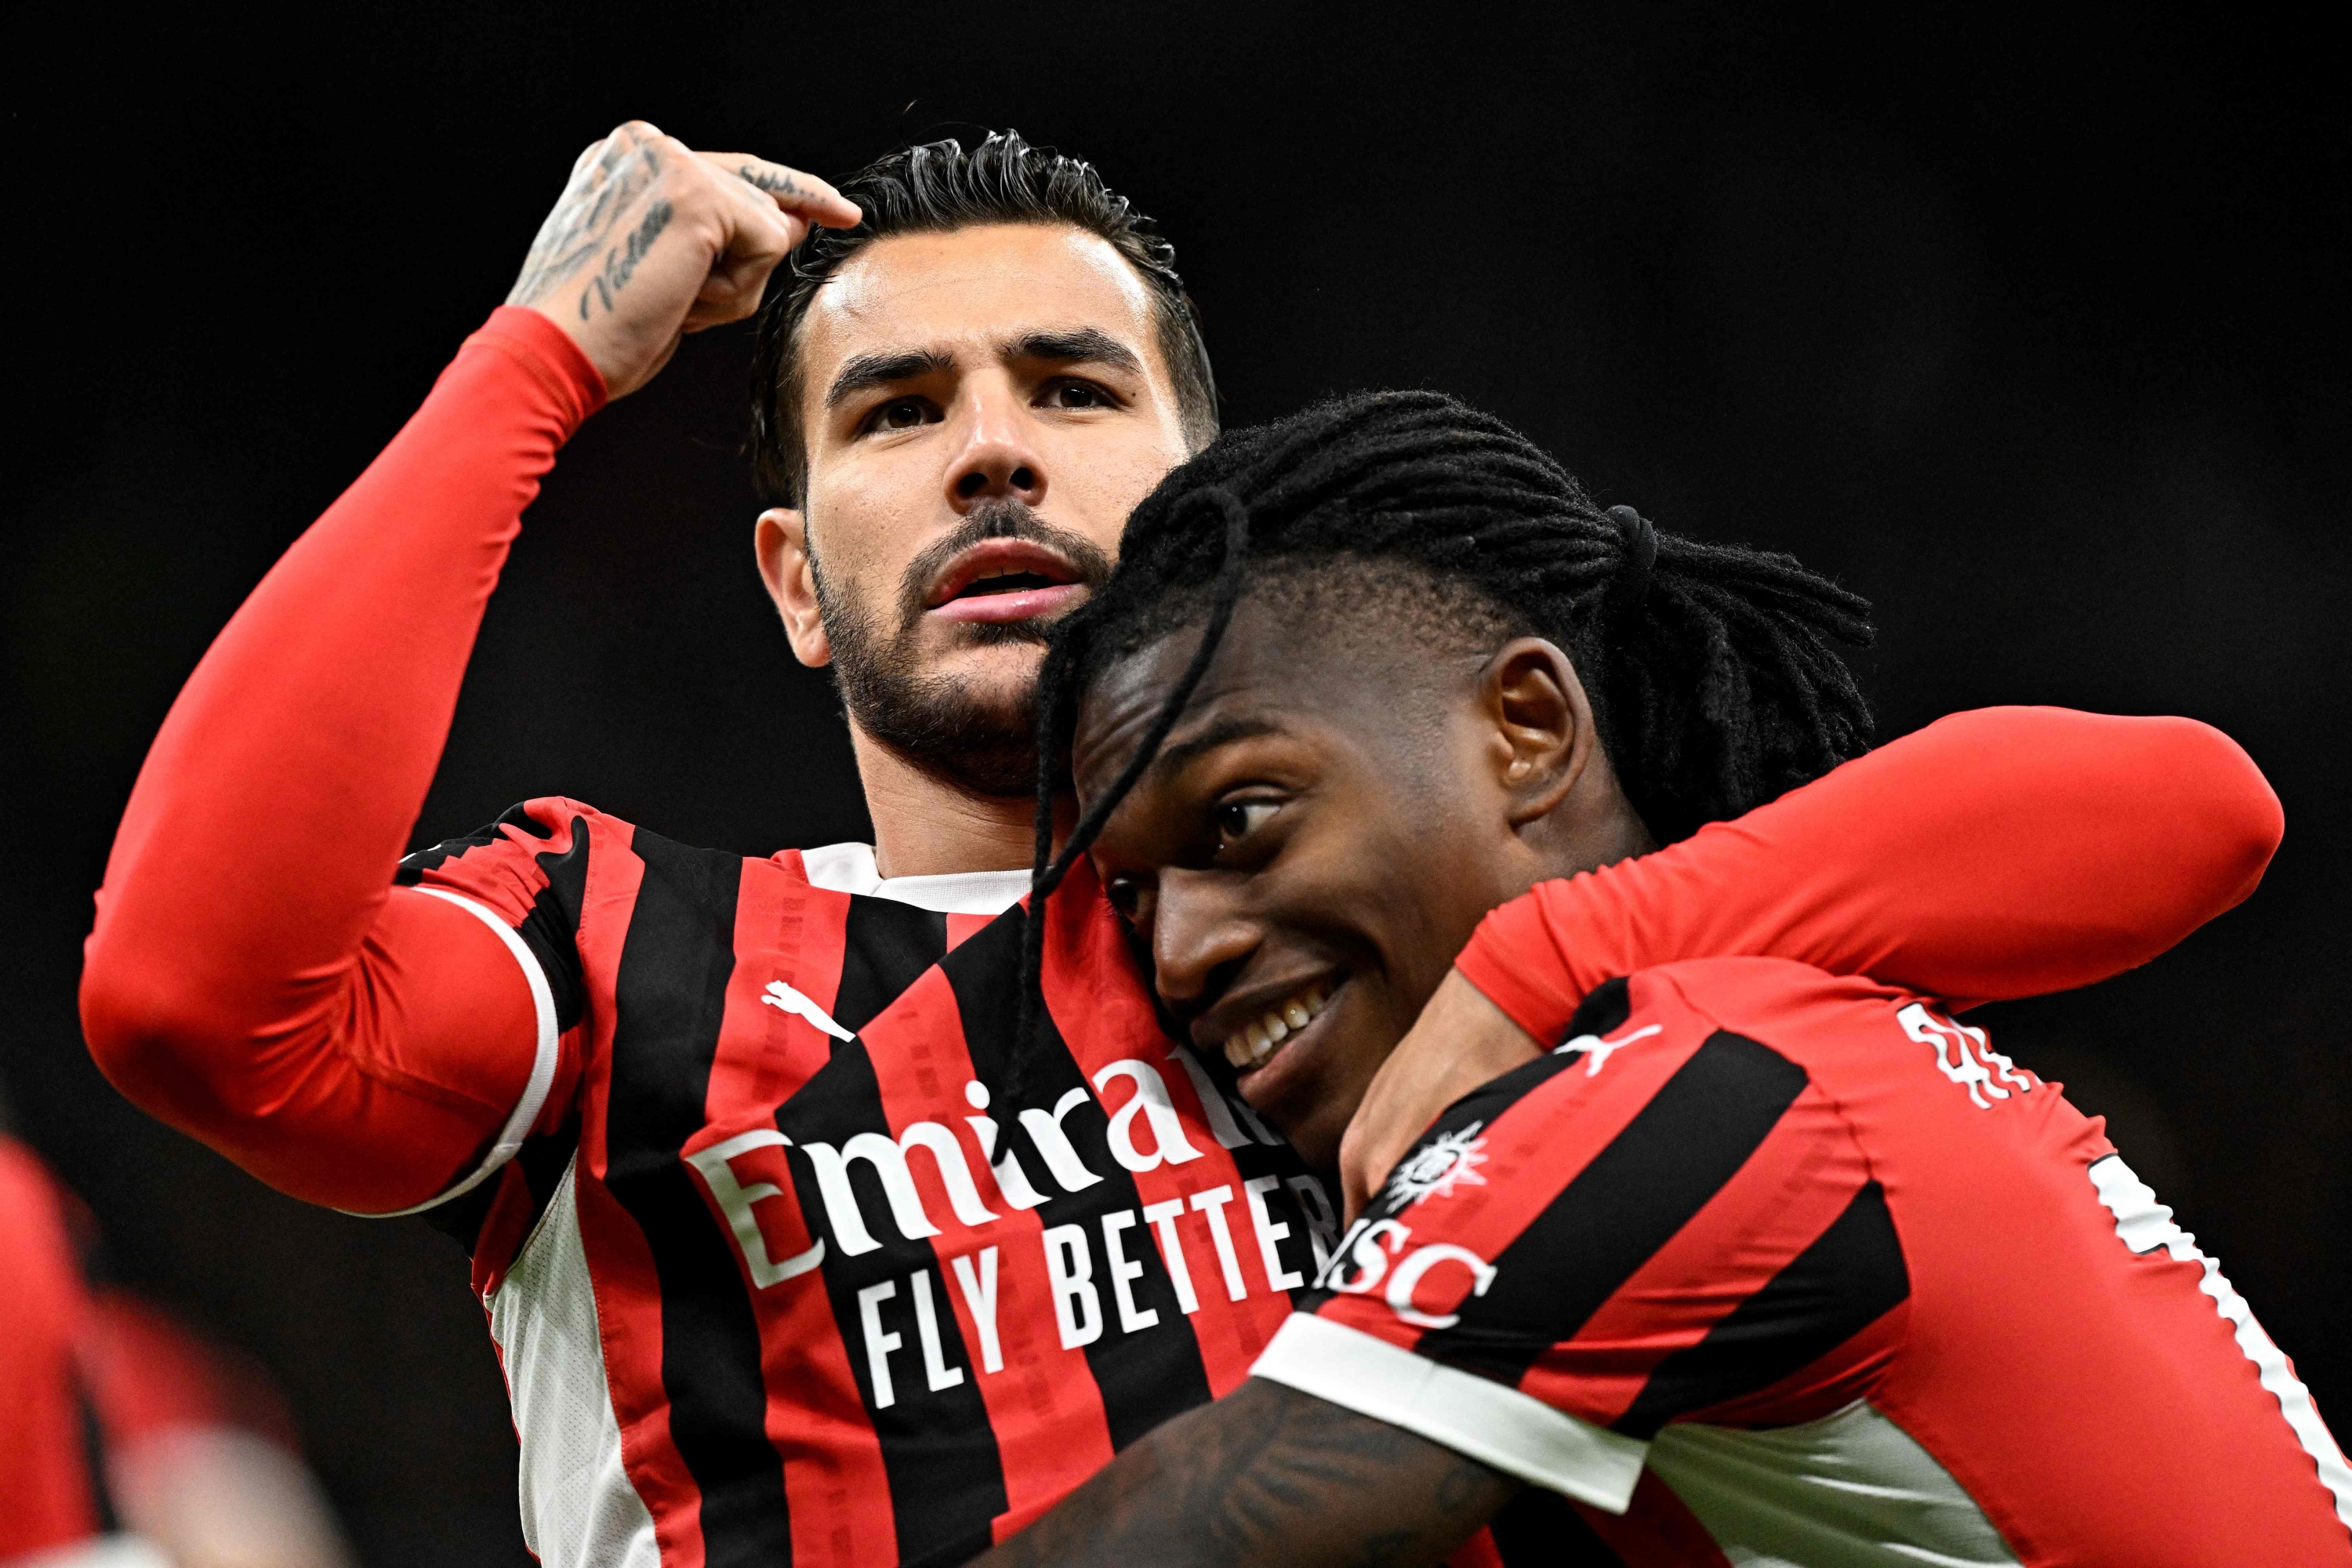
[1238,990,1392,1171]
[918,636,1051,698]
[920,606,1058,653]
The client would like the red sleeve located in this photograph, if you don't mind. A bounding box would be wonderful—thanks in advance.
[79,308,604,1214]
[1454,708,2283,1046]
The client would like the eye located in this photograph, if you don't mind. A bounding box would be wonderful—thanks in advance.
[1213,798,1280,850]
[1044,379,1112,410]
[865,396,935,434]
[1106,875,1153,927]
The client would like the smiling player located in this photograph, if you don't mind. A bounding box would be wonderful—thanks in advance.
[978,390,2348,1566]
[80,125,2290,1567]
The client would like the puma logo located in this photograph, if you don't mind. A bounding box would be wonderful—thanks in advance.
[761,979,853,1041]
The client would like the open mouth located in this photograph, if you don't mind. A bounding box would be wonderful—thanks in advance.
[926,540,1086,624]
[1221,981,1334,1076]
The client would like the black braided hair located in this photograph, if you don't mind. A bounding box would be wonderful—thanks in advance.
[1007,390,1875,1076]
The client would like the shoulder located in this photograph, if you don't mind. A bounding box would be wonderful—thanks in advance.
[1386,959,1915,1221]
[1580,958,1921,1067]
[396,796,631,884]
[1635,955,1911,1018]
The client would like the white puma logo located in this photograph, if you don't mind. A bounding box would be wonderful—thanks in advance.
[1556,1023,1663,1076]
[761,979,853,1041]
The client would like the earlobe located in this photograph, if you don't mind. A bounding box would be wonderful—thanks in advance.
[1483,638,1594,827]
[754,506,833,669]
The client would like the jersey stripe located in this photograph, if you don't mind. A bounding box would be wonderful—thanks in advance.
[703,861,894,1565]
[913,934,1118,1537]
[779,1014,1006,1566]
[1538,1077,1875,1425]
[1036,875,1316,1392]
[1616,1180,1908,1437]
[959,905,1218,1453]
[601,829,791,1566]
[833,897,948,1034]
[1413,1032,1810,1384]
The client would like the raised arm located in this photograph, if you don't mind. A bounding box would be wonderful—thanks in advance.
[79,125,854,1212]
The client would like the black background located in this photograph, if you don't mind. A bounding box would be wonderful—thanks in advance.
[4,5,2345,1560]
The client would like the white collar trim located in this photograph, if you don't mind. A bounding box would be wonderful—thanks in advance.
[796,841,1030,916]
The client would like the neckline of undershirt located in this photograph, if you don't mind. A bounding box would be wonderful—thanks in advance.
[795,841,1030,916]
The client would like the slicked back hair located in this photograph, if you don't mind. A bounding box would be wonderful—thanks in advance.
[1013,390,1877,1065]
[749,131,1219,506]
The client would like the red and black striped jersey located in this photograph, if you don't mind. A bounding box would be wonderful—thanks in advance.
[1258,958,2352,1566]
[397,798,1337,1568]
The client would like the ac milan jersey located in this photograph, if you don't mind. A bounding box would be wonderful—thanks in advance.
[397,799,1337,1568]
[1255,958,2352,1566]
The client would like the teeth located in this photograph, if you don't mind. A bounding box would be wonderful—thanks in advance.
[1222,984,1333,1071]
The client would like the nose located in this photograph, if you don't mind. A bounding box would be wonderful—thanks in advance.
[945,379,1048,514]
[1151,868,1258,1018]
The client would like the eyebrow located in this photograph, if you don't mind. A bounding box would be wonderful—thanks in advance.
[1007,327,1143,376]
[824,347,955,410]
[822,328,1145,412]
[1147,714,1287,782]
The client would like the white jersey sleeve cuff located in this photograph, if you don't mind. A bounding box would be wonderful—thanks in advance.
[1250,1312,1650,1515]
[339,885,562,1218]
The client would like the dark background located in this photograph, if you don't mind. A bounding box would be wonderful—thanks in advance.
[4,5,2344,1560]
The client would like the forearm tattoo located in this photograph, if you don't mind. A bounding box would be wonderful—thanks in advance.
[973,1379,1519,1568]
[507,126,666,316]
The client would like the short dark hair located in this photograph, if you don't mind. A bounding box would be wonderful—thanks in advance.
[748,131,1220,506]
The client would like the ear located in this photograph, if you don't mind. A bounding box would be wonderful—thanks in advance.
[754,507,832,669]
[1477,637,1600,829]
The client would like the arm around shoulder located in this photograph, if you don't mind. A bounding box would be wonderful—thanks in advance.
[1452,706,2282,1044]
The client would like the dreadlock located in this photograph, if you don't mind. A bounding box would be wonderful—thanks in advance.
[1012,389,1875,1069]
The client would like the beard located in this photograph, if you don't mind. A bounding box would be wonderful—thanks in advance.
[812,500,1112,800]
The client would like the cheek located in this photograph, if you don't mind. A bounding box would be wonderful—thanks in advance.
[808,478,917,586]
[1050,426,1189,548]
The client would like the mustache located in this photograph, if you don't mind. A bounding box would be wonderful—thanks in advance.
[893,501,1116,629]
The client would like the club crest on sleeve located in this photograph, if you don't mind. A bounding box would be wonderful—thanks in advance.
[1383,1123,1490,1211]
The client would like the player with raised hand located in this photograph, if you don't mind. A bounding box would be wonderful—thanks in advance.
[975,390,2346,1566]
[508,121,862,396]
[82,124,2285,1566]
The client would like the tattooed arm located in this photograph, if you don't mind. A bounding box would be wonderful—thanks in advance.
[971,1379,1517,1568]
[507,120,861,397]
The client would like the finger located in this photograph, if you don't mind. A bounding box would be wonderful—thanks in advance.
[695,151,862,228]
[709,162,804,270]
[682,174,801,327]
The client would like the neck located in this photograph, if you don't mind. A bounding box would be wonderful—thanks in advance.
[1513,772,1659,898]
[848,722,1073,879]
